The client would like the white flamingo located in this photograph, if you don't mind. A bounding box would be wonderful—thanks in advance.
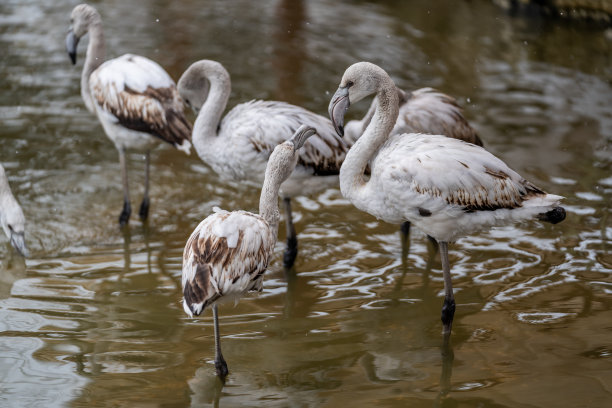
[65,4,192,226]
[177,60,346,268]
[0,165,27,257]
[329,62,566,335]
[182,125,316,378]
[345,86,483,240]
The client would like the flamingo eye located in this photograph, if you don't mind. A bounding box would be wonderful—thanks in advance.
[346,81,354,87]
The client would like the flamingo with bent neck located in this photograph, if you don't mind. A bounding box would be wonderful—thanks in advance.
[345,86,483,242]
[177,60,346,268]
[329,62,566,336]
[65,4,192,226]
[182,125,316,378]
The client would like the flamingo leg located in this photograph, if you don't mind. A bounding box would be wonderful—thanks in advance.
[282,197,298,268]
[439,241,456,336]
[139,151,150,221]
[212,304,228,378]
[118,148,131,227]
[400,221,411,260]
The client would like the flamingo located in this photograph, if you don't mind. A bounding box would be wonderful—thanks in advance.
[345,86,482,241]
[177,60,346,268]
[328,62,566,336]
[182,125,317,378]
[65,4,192,226]
[0,165,27,257]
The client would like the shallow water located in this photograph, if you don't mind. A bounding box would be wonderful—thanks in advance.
[1,0,611,406]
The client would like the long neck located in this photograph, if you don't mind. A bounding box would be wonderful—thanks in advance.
[258,169,284,239]
[192,71,231,157]
[339,76,399,200]
[81,21,106,113]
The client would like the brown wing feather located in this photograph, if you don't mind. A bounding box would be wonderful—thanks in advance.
[92,83,192,147]
[182,211,274,316]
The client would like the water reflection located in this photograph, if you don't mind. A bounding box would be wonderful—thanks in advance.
[0,247,26,299]
[0,0,611,406]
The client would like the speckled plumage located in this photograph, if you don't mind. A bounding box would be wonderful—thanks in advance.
[90,54,192,153]
[355,133,562,242]
[182,209,274,317]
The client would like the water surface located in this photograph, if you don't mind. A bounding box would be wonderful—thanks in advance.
[0,0,611,406]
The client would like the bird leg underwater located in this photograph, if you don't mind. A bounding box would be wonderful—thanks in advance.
[139,152,150,221]
[282,197,298,268]
[438,241,456,336]
[212,304,228,379]
[118,149,131,227]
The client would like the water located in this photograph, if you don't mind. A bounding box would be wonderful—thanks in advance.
[1,0,611,406]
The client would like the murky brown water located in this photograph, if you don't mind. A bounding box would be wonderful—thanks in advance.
[1,0,611,406]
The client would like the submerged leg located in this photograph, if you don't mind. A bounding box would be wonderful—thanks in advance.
[283,197,298,268]
[400,221,411,239]
[439,241,456,336]
[139,151,150,221]
[118,149,131,227]
[212,304,228,378]
[400,221,411,259]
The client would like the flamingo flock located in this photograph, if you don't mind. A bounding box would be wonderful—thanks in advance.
[0,3,568,379]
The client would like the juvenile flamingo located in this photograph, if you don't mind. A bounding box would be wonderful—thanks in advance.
[182,125,316,378]
[65,4,192,226]
[329,62,566,335]
[345,86,482,240]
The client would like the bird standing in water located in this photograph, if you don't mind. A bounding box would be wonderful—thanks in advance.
[329,62,566,336]
[65,4,192,226]
[182,125,317,378]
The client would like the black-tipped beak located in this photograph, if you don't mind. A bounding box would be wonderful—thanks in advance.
[10,231,28,258]
[290,125,317,151]
[328,87,350,137]
[66,28,79,65]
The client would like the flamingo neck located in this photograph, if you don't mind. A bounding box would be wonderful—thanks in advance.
[339,75,399,202]
[258,169,283,240]
[81,21,106,113]
[192,69,231,158]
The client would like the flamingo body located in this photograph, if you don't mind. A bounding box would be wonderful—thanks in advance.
[90,54,192,153]
[353,133,562,242]
[182,208,274,318]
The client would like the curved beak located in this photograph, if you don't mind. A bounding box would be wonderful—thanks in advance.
[290,125,317,151]
[328,87,350,137]
[10,231,28,258]
[66,28,79,65]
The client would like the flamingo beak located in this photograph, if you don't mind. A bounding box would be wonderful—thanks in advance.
[10,231,28,258]
[66,28,79,65]
[329,87,350,137]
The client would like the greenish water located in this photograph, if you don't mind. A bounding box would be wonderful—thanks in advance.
[0,0,611,406]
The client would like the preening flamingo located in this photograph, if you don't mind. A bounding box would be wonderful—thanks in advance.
[182,125,316,377]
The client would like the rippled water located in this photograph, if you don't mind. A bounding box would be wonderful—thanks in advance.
[1,0,611,406]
